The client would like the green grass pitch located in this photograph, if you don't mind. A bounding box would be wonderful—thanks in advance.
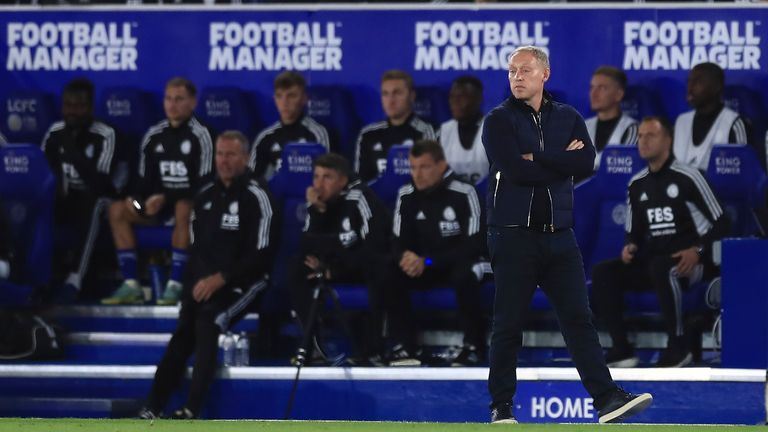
[0,419,764,431]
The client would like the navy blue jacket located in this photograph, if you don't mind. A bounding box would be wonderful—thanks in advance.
[482,92,595,228]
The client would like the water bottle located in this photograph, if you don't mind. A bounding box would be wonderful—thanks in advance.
[222,332,236,367]
[236,331,250,367]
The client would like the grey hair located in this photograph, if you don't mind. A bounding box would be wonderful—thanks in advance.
[217,130,249,154]
[510,46,550,69]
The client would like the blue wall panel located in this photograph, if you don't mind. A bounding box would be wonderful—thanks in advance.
[1,6,767,142]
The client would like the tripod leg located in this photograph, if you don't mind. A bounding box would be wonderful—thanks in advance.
[290,309,305,333]
[295,284,324,366]
[284,282,324,419]
[290,310,328,364]
[284,364,302,420]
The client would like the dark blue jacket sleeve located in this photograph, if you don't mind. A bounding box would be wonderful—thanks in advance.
[482,111,568,187]
[535,113,596,179]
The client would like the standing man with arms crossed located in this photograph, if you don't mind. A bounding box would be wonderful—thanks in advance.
[482,46,652,424]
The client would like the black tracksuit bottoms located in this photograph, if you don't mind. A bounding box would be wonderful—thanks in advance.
[146,281,264,416]
[486,226,617,409]
[382,259,486,351]
[591,256,705,347]
[53,195,110,284]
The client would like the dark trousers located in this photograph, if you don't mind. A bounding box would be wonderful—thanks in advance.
[383,259,486,350]
[146,281,263,416]
[592,256,704,347]
[288,254,388,357]
[487,226,616,409]
[53,196,110,285]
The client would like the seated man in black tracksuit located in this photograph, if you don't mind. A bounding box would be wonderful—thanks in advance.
[288,153,391,364]
[103,77,215,306]
[42,78,122,302]
[592,116,729,369]
[383,139,486,367]
[139,130,276,420]
[248,71,330,182]
[354,69,436,182]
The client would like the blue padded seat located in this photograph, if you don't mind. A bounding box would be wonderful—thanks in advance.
[705,144,768,237]
[97,86,158,144]
[197,86,259,140]
[574,145,645,278]
[621,85,666,120]
[307,86,360,162]
[368,144,412,209]
[414,85,449,127]
[266,142,327,314]
[0,144,56,305]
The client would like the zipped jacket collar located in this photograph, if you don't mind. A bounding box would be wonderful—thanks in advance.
[508,90,554,114]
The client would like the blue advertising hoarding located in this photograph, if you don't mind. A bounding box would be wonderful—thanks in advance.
[1,5,767,142]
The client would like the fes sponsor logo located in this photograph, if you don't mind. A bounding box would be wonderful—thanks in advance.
[623,20,761,71]
[221,201,240,230]
[414,21,549,71]
[159,160,189,187]
[6,22,138,71]
[339,217,358,247]
[62,162,84,185]
[209,22,342,71]
[439,206,461,237]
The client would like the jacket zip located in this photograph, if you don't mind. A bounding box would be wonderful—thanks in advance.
[532,111,554,231]
[493,170,501,208]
